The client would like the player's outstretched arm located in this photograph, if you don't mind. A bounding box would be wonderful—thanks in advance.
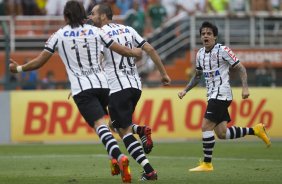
[142,43,171,86]
[178,70,202,99]
[233,62,250,99]
[9,50,53,73]
[109,42,142,58]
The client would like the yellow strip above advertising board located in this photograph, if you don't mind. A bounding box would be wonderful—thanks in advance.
[10,88,282,143]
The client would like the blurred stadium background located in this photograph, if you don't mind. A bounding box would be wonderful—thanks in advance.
[0,0,282,183]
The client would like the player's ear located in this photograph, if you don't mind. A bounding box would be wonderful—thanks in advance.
[101,13,106,20]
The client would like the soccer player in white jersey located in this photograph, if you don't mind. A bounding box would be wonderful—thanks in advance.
[178,21,271,172]
[89,3,171,181]
[9,1,142,183]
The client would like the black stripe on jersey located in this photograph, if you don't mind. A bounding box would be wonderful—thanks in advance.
[62,41,75,73]
[124,36,133,49]
[203,52,209,94]
[106,24,112,28]
[100,35,114,48]
[123,57,133,87]
[83,38,93,67]
[217,45,221,67]
[117,37,133,88]
[62,41,83,91]
[209,52,215,89]
[216,48,222,99]
[203,52,206,70]
[77,78,83,92]
[102,71,110,88]
[110,50,123,89]
[131,35,134,45]
[86,75,93,88]
[72,39,83,68]
[94,71,102,88]
[95,37,98,64]
[124,36,139,89]
[232,60,240,67]
[217,50,222,87]
[53,39,58,51]
[44,47,54,53]
[209,52,212,70]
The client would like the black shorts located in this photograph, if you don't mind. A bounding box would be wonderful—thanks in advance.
[108,88,141,129]
[73,88,110,128]
[204,99,232,124]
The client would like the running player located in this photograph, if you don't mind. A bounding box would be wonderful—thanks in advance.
[9,1,141,183]
[178,21,271,172]
[89,3,171,181]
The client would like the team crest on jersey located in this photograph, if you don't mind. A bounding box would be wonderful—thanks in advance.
[63,29,95,37]
[107,28,130,37]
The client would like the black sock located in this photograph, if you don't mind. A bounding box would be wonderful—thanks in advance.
[96,125,122,160]
[123,133,154,174]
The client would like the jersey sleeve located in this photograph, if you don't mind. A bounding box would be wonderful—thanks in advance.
[98,28,114,48]
[129,27,146,48]
[44,31,59,54]
[221,46,240,67]
[195,50,203,71]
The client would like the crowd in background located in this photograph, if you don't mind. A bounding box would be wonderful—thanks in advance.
[0,0,281,89]
[1,0,282,36]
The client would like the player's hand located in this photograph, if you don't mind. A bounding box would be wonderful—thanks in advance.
[161,74,171,86]
[132,47,142,58]
[9,59,19,73]
[242,87,250,99]
[178,90,187,99]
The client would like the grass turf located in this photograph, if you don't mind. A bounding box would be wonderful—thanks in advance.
[0,140,281,184]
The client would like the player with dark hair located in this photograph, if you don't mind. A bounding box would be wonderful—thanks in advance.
[89,3,171,181]
[9,0,142,183]
[178,21,271,172]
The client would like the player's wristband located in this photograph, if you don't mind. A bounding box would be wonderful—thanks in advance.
[16,66,23,73]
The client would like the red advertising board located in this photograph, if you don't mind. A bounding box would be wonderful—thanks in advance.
[10,88,281,142]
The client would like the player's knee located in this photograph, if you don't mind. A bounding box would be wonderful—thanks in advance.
[216,132,226,139]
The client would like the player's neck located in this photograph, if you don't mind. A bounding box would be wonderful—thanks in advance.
[205,44,215,52]
[102,20,112,27]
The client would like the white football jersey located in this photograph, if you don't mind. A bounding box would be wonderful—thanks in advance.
[196,43,240,101]
[44,24,114,96]
[101,23,145,94]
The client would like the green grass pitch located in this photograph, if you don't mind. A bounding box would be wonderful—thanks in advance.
[0,140,281,184]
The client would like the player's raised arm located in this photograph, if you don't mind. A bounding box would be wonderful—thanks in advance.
[142,42,171,86]
[9,50,53,73]
[109,42,142,58]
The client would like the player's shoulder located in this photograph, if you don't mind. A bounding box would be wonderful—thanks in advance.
[84,23,97,29]
[197,47,205,54]
[102,23,132,31]
[218,44,233,53]
[53,25,66,35]
[101,23,135,38]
